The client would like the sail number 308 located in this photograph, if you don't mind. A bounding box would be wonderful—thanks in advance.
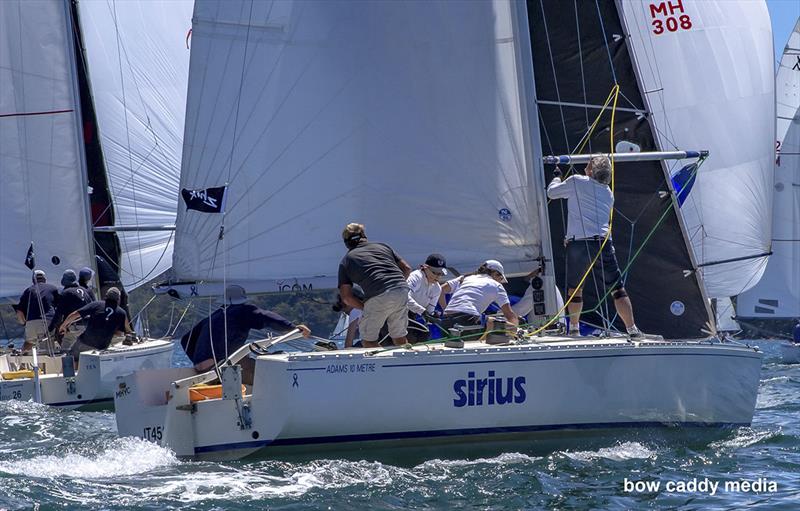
[649,1,693,35]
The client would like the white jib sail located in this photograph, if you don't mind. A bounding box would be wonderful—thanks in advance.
[620,0,775,298]
[737,18,800,319]
[76,0,193,290]
[172,0,545,289]
[0,0,93,299]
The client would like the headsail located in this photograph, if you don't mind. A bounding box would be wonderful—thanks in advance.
[75,0,193,290]
[737,18,800,321]
[619,0,775,299]
[171,0,549,295]
[0,0,93,299]
[528,0,711,338]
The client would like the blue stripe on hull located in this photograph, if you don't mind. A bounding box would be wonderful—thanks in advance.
[50,397,114,407]
[193,420,750,455]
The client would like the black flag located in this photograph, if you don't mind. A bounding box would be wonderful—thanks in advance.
[24,243,35,270]
[181,186,227,213]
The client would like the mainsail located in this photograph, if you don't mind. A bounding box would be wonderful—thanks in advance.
[737,18,800,321]
[619,0,775,299]
[0,0,93,299]
[528,0,711,338]
[170,0,551,299]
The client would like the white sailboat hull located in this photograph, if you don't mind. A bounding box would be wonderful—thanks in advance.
[0,340,174,410]
[780,343,800,365]
[115,338,762,460]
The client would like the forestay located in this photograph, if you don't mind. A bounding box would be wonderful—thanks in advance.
[0,0,93,299]
[620,0,775,298]
[76,0,193,290]
[737,18,800,320]
[173,0,546,290]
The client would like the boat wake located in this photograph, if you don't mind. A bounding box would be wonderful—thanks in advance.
[562,441,656,462]
[0,437,177,479]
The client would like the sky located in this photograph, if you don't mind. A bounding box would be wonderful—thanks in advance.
[767,0,799,63]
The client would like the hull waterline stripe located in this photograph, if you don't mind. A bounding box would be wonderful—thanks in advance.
[49,397,113,407]
[193,421,750,454]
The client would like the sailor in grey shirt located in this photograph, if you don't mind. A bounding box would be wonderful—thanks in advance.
[337,223,412,347]
[547,155,642,339]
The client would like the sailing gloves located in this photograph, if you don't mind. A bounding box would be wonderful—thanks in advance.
[552,166,562,178]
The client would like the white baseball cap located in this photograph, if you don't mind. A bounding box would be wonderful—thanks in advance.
[484,260,507,283]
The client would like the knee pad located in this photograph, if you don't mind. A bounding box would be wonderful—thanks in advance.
[612,288,628,299]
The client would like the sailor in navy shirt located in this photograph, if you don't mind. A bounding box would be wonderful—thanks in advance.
[181,285,311,372]
[49,270,93,349]
[14,270,59,351]
[59,287,131,356]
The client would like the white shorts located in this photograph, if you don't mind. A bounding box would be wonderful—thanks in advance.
[360,287,408,342]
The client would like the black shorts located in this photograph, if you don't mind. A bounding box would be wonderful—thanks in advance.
[566,239,623,292]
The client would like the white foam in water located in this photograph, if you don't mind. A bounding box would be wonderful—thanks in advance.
[564,441,655,462]
[0,437,177,479]
[132,460,402,502]
[418,451,539,470]
[709,428,777,451]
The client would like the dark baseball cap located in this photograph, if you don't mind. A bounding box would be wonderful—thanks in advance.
[425,253,448,275]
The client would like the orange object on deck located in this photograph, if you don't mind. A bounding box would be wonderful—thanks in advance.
[189,384,247,402]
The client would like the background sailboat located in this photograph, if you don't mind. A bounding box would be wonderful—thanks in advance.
[737,18,800,337]
[0,0,192,408]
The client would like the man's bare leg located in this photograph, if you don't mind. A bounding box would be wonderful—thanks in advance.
[567,287,583,334]
[612,288,641,337]
[613,296,635,329]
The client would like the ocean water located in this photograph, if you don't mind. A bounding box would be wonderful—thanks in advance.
[0,341,797,510]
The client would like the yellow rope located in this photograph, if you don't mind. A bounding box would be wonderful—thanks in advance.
[526,84,620,337]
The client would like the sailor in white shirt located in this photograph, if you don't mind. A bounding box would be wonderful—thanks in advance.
[442,260,519,330]
[407,253,448,316]
[547,154,642,339]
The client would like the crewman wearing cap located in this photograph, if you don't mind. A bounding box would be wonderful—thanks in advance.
[547,154,642,338]
[180,284,312,373]
[78,267,97,302]
[59,287,132,358]
[14,269,59,352]
[338,222,413,348]
[49,269,93,350]
[441,260,519,331]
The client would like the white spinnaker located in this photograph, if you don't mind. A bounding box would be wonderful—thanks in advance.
[173,0,543,285]
[737,18,800,319]
[620,0,775,298]
[76,0,193,290]
[0,0,93,299]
